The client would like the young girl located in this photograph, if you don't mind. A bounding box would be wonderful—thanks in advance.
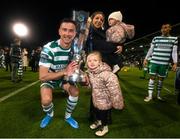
[106,11,135,73]
[106,11,135,44]
[85,51,124,136]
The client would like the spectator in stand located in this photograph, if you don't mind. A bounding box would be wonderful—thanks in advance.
[30,49,36,72]
[22,48,28,71]
[0,47,6,69]
[4,46,12,72]
[10,38,22,82]
[34,47,41,72]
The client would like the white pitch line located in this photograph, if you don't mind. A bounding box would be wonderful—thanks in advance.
[163,87,172,93]
[0,80,40,103]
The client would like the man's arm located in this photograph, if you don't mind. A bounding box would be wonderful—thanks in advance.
[39,66,65,81]
[172,43,178,71]
[143,44,154,66]
[39,61,78,82]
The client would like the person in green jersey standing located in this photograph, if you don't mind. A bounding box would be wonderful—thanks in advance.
[39,18,80,129]
[143,23,178,102]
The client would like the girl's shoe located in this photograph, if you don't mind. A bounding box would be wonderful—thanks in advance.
[90,120,101,129]
[95,125,109,136]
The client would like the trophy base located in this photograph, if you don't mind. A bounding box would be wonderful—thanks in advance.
[64,72,86,83]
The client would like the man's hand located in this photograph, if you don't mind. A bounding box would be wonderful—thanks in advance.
[79,73,90,86]
[115,45,123,54]
[143,59,147,67]
[172,63,177,72]
[64,61,78,76]
[84,74,90,86]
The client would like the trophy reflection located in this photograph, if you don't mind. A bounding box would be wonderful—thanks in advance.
[64,10,89,83]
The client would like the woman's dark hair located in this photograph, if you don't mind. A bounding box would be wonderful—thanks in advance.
[91,11,105,21]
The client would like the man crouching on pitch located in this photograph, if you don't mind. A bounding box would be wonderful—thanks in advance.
[39,18,79,129]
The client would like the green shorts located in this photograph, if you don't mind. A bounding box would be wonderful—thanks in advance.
[40,79,63,89]
[149,63,169,78]
[40,79,75,89]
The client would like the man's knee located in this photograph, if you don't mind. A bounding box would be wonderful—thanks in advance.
[69,85,79,97]
[40,87,53,105]
[150,76,155,80]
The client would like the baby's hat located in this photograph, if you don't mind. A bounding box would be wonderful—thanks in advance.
[108,11,123,22]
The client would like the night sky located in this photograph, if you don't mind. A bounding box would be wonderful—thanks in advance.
[0,0,179,49]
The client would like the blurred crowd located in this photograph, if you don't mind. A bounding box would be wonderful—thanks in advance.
[0,38,42,82]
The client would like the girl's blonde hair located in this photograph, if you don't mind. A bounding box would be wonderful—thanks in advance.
[87,51,102,61]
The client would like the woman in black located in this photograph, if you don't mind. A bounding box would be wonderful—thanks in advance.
[85,11,123,69]
[85,11,123,124]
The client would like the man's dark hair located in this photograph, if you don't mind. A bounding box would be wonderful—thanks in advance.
[59,18,77,28]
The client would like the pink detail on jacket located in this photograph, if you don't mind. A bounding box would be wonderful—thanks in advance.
[106,22,135,44]
[87,62,124,110]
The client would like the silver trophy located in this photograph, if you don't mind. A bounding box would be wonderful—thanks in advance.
[64,10,89,83]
